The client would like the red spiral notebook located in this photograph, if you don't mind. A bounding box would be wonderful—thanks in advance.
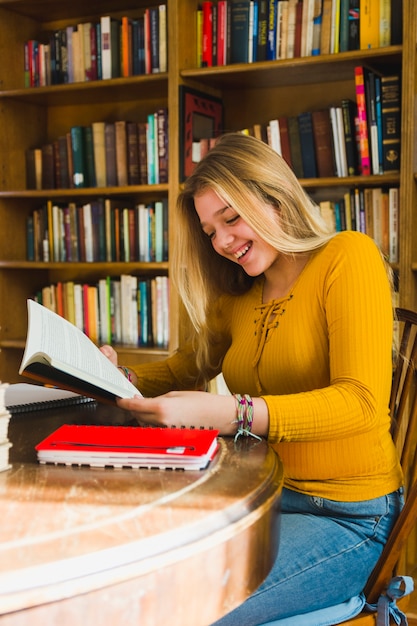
[35,424,220,470]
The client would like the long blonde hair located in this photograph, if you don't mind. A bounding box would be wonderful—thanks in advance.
[173,133,334,376]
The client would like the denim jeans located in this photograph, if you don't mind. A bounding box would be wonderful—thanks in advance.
[211,486,404,626]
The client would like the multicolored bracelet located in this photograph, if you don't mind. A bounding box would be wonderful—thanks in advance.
[117,365,132,383]
[233,393,262,442]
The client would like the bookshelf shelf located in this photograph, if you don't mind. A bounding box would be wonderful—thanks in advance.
[0,185,170,198]
[0,74,168,107]
[181,46,403,89]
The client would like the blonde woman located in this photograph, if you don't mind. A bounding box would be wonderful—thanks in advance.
[101,133,403,624]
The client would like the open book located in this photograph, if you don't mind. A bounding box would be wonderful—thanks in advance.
[19,300,141,405]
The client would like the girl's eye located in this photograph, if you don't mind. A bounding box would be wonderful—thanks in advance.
[226,215,240,225]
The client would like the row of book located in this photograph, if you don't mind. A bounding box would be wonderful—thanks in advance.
[26,108,168,190]
[319,185,399,263]
[27,199,168,264]
[24,5,167,87]
[197,0,402,67]
[34,274,170,348]
[225,68,400,179]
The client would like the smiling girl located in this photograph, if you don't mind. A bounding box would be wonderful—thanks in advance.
[100,133,403,625]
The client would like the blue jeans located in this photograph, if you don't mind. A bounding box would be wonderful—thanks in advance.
[212,486,404,626]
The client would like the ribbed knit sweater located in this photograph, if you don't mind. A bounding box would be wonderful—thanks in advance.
[131,231,403,501]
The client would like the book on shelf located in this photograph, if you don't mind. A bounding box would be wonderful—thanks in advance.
[115,120,129,187]
[92,121,107,187]
[19,299,141,405]
[277,116,292,169]
[360,0,379,49]
[311,109,335,178]
[341,98,359,176]
[5,383,96,414]
[230,1,251,64]
[354,66,371,176]
[380,74,401,173]
[35,424,220,470]
[287,116,304,178]
[104,122,117,187]
[298,111,317,178]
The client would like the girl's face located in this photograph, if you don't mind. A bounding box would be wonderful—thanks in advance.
[194,188,280,277]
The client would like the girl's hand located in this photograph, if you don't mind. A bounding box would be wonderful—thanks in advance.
[117,391,239,435]
[100,344,119,366]
[116,391,269,437]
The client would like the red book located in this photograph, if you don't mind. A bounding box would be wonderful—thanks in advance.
[36,424,220,470]
[217,0,227,65]
[354,66,371,176]
[293,1,303,58]
[202,1,213,67]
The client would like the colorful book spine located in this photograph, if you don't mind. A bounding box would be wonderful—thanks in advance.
[354,66,371,176]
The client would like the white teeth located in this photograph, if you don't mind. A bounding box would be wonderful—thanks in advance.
[235,244,250,259]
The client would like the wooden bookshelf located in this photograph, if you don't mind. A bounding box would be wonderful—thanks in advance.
[0,0,416,387]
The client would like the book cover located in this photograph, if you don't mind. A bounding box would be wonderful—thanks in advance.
[35,424,220,470]
[159,4,167,72]
[138,121,149,184]
[126,121,140,185]
[266,0,277,60]
[100,16,112,79]
[57,135,70,188]
[115,120,128,186]
[84,125,96,187]
[360,0,379,49]
[217,0,228,65]
[202,1,214,67]
[278,116,293,169]
[149,5,160,73]
[311,109,335,178]
[111,17,121,78]
[156,107,169,184]
[287,116,304,178]
[380,74,401,173]
[256,0,268,61]
[105,122,117,187]
[341,98,359,176]
[354,66,371,176]
[347,0,359,50]
[92,121,107,188]
[41,143,55,190]
[298,111,317,178]
[286,0,298,58]
[70,126,87,188]
[230,1,251,63]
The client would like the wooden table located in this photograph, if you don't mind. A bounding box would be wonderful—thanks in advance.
[1,403,283,626]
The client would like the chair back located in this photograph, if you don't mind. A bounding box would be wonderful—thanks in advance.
[364,307,417,604]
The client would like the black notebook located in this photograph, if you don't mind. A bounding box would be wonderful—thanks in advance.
[5,383,96,414]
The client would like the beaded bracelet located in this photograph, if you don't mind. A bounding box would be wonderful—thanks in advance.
[233,393,262,442]
[118,365,132,382]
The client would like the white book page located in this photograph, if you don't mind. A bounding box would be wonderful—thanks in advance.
[20,300,141,399]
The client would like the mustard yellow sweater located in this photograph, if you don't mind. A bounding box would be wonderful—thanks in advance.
[131,231,403,501]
